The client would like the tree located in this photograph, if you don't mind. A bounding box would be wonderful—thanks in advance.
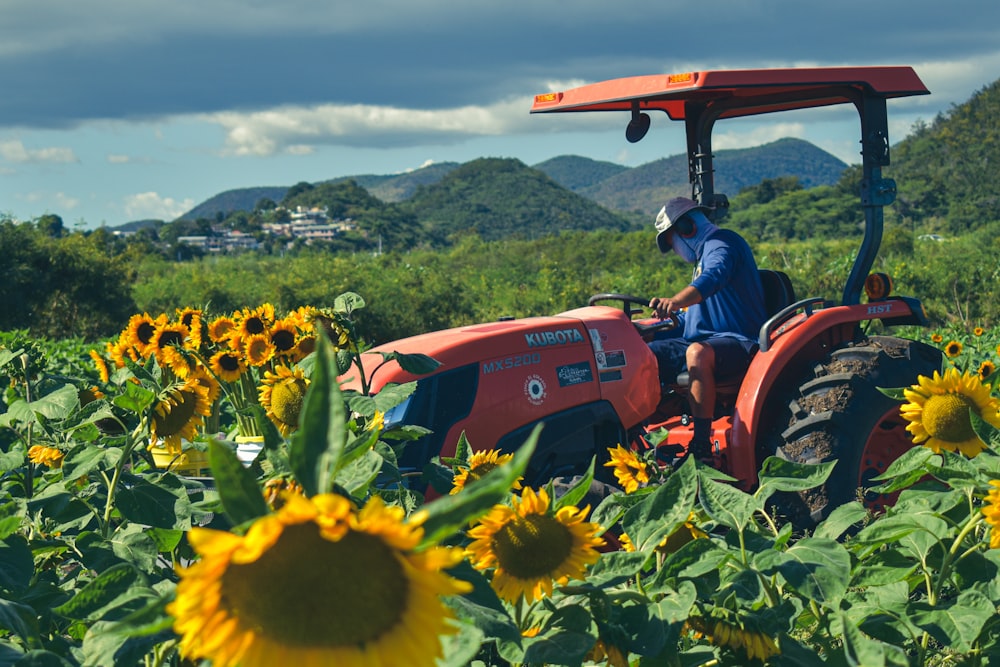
[36,213,65,238]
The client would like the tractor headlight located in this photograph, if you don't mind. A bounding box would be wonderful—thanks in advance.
[864,272,893,301]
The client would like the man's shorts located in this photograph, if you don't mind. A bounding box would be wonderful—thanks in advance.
[647,334,759,385]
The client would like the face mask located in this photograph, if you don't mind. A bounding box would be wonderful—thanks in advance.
[671,234,698,264]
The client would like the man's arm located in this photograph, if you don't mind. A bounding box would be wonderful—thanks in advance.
[649,285,702,319]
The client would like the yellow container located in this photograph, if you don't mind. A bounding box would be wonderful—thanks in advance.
[150,444,211,476]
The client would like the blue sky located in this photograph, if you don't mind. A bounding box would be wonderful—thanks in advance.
[2,0,998,229]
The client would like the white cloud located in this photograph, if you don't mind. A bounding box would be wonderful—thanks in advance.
[122,192,194,221]
[201,97,537,157]
[0,140,77,163]
[106,154,131,164]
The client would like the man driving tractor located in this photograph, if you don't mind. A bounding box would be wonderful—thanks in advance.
[646,197,768,459]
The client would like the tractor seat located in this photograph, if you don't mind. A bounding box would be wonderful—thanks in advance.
[673,269,795,392]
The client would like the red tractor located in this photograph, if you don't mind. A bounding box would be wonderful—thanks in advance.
[342,66,942,526]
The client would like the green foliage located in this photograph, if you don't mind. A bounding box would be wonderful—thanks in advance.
[0,222,137,340]
[889,79,1000,233]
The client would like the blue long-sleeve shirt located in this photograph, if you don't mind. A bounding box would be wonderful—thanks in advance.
[682,228,767,344]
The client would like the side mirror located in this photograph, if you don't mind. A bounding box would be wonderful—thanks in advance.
[625,108,650,143]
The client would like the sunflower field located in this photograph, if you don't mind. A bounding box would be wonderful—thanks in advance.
[2,299,1000,666]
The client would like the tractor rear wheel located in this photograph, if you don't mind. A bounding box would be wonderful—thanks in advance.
[765,335,942,528]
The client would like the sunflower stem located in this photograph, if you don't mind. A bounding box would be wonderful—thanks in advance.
[102,420,144,538]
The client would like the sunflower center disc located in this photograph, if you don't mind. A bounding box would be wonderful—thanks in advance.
[270,380,305,424]
[922,393,977,443]
[222,523,408,647]
[467,462,497,484]
[492,513,573,579]
[272,329,296,353]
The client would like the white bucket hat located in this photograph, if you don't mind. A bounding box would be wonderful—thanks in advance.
[654,197,711,253]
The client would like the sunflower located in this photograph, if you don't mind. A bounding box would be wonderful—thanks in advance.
[125,312,166,358]
[28,445,64,468]
[686,615,779,662]
[450,449,523,495]
[150,322,190,369]
[262,477,305,510]
[287,305,317,330]
[899,367,1000,457]
[269,318,299,358]
[188,366,222,404]
[78,385,105,406]
[982,480,1000,549]
[258,365,310,436]
[974,327,985,337]
[209,349,247,383]
[311,312,354,350]
[108,335,136,366]
[585,638,629,667]
[236,303,276,340]
[89,349,110,383]
[603,444,651,493]
[292,334,317,362]
[466,486,604,603]
[207,315,237,344]
[658,513,708,553]
[150,379,213,455]
[980,360,997,382]
[931,333,944,344]
[945,340,964,358]
[244,333,276,367]
[168,494,471,667]
[176,307,202,330]
[618,511,706,553]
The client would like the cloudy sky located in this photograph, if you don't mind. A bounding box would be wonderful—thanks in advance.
[2,0,998,228]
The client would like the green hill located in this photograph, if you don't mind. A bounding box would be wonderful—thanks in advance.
[888,78,1000,234]
[403,157,634,242]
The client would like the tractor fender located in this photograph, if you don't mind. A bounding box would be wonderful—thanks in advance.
[726,297,922,489]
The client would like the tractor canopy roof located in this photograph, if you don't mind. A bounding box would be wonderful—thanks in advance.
[530,66,928,120]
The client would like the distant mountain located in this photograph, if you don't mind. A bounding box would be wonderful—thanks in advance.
[531,156,630,192]
[327,162,461,202]
[573,138,847,215]
[181,186,288,222]
[174,138,846,224]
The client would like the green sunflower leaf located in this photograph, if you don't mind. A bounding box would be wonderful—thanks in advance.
[756,457,836,498]
[378,350,441,376]
[333,291,366,314]
[877,386,908,401]
[418,426,538,548]
[906,590,995,654]
[756,537,851,607]
[208,439,268,525]
[699,474,762,532]
[553,457,596,511]
[53,562,138,621]
[290,332,347,496]
[621,457,698,551]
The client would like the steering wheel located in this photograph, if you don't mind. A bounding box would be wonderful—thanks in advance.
[587,293,680,335]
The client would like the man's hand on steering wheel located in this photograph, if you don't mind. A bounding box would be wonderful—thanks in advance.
[649,297,681,320]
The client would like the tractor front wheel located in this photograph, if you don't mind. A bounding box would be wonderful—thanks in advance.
[766,336,942,528]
